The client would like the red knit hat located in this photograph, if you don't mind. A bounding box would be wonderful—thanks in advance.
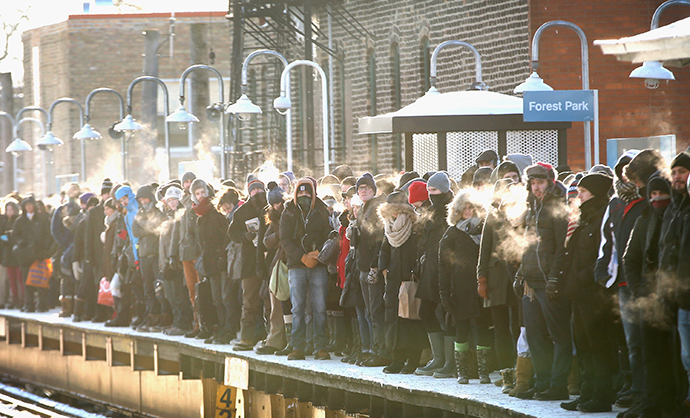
[408,181,428,205]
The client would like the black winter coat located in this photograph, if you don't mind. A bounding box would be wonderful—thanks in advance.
[197,206,229,278]
[521,183,569,289]
[416,193,453,303]
[279,198,332,269]
[477,209,518,307]
[228,195,267,280]
[623,206,665,299]
[562,197,608,299]
[132,205,165,259]
[85,203,105,267]
[0,214,18,267]
[439,225,481,321]
[675,205,690,309]
[12,212,52,266]
[353,194,386,272]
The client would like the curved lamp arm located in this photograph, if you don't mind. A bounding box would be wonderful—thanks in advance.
[242,49,288,94]
[531,20,589,90]
[430,40,485,89]
[48,98,85,131]
[652,0,690,29]
[85,88,125,122]
[178,64,225,104]
[15,117,45,138]
[16,107,49,125]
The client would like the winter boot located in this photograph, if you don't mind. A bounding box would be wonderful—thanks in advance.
[509,356,534,397]
[500,368,516,394]
[415,332,445,376]
[275,323,293,356]
[477,348,492,384]
[401,350,422,374]
[72,299,85,322]
[568,357,580,396]
[433,336,457,378]
[58,296,74,318]
[327,311,347,354]
[455,347,470,384]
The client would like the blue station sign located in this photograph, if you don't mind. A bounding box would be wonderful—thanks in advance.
[523,90,595,122]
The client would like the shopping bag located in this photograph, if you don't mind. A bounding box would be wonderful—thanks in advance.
[398,279,421,320]
[97,278,114,307]
[25,259,52,289]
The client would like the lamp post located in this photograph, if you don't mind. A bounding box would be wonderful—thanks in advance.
[115,76,171,180]
[74,88,126,178]
[226,50,292,172]
[42,98,85,180]
[166,64,227,179]
[0,112,44,191]
[629,0,690,88]
[428,40,488,95]
[514,20,597,170]
[273,60,329,176]
[14,106,61,196]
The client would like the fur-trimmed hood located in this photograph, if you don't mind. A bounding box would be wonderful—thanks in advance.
[447,190,482,226]
[378,201,418,223]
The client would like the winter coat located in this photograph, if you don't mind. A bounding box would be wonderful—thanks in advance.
[12,210,52,266]
[228,193,267,280]
[477,209,519,307]
[416,192,453,303]
[158,205,182,272]
[175,192,201,261]
[114,186,139,263]
[72,214,88,264]
[1,214,18,267]
[658,192,689,272]
[132,203,165,259]
[675,205,690,309]
[562,196,608,299]
[353,194,385,272]
[279,197,332,270]
[259,205,283,280]
[102,212,118,281]
[521,182,569,289]
[84,203,105,268]
[196,202,229,278]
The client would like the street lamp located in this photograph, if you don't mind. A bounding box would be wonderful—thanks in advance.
[40,98,86,181]
[428,40,488,96]
[513,20,597,170]
[166,64,227,179]
[115,76,171,179]
[226,50,292,171]
[75,88,126,178]
[0,112,44,191]
[628,0,689,88]
[273,60,329,177]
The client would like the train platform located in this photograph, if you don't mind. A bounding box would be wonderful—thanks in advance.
[0,307,623,418]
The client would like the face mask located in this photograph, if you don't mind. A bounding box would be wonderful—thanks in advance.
[297,196,312,213]
[651,195,671,211]
[252,192,267,208]
[429,193,446,207]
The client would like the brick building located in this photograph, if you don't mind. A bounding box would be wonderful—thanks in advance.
[18,1,690,196]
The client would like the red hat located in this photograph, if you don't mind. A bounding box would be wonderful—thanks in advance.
[408,181,428,205]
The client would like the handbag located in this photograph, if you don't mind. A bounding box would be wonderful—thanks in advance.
[110,272,122,298]
[25,259,52,289]
[398,275,422,320]
[317,231,341,266]
[97,278,114,307]
[269,260,290,301]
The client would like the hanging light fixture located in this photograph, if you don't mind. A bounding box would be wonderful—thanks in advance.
[114,114,143,132]
[513,71,554,93]
[629,61,675,89]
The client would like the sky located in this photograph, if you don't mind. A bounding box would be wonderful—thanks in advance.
[0,0,228,84]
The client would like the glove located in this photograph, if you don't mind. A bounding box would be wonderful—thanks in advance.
[440,293,454,313]
[117,229,127,240]
[513,272,524,298]
[72,261,83,281]
[168,256,181,271]
[366,268,379,285]
[546,277,560,301]
[0,234,7,242]
[301,251,320,268]
[477,276,489,299]
[135,259,140,271]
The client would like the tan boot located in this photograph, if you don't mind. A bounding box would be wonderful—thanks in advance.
[58,296,73,318]
[508,356,533,397]
[568,357,580,396]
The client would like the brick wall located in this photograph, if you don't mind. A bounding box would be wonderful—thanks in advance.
[530,0,690,171]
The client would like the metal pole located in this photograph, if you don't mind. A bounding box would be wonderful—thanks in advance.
[14,117,45,193]
[532,21,591,169]
[0,112,17,190]
[593,90,599,165]
[84,88,125,178]
[651,0,690,29]
[278,60,329,176]
[327,7,335,166]
[429,40,485,90]
[178,65,227,178]
[47,98,85,180]
[239,50,291,171]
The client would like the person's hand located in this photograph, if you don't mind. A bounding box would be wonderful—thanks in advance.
[546,277,560,301]
[301,251,319,268]
[366,268,379,284]
[597,275,611,288]
[168,256,181,271]
[513,271,524,297]
[477,276,489,299]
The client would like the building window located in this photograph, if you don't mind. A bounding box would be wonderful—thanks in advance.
[420,37,430,95]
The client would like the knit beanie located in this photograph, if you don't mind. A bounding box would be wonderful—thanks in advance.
[135,184,157,203]
[671,152,690,172]
[356,173,377,194]
[267,181,286,206]
[246,173,266,195]
[100,178,113,195]
[386,191,409,205]
[163,186,184,202]
[408,181,428,205]
[182,171,196,185]
[589,164,614,178]
[79,192,95,206]
[578,173,613,199]
[427,171,450,194]
[497,161,520,182]
[331,165,354,181]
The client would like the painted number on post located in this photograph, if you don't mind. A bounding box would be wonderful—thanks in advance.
[215,385,237,418]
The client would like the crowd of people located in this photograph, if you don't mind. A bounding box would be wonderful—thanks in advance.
[1,147,690,418]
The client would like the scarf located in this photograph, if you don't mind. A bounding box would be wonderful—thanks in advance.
[615,179,640,204]
[384,213,414,248]
[193,197,213,217]
[455,217,482,245]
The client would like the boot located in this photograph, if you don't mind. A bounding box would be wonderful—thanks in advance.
[568,357,580,396]
[72,299,85,322]
[455,350,470,384]
[415,332,445,376]
[477,349,492,384]
[432,336,457,378]
[327,312,347,354]
[500,368,516,394]
[275,323,293,356]
[58,296,74,318]
[509,356,533,397]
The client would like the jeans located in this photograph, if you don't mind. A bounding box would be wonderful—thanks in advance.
[240,278,263,342]
[678,308,690,402]
[523,288,573,392]
[289,266,328,352]
[619,284,644,395]
[359,271,386,357]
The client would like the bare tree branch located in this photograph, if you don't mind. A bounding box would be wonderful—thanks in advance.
[0,7,30,63]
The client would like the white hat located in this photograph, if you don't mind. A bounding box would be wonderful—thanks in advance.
[163,186,183,201]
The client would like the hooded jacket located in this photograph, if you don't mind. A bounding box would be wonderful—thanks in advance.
[11,197,52,266]
[228,189,267,279]
[520,181,569,289]
[353,193,386,272]
[132,188,166,259]
[114,186,140,263]
[279,178,332,269]
[195,198,230,278]
[416,191,453,303]
[0,205,19,267]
